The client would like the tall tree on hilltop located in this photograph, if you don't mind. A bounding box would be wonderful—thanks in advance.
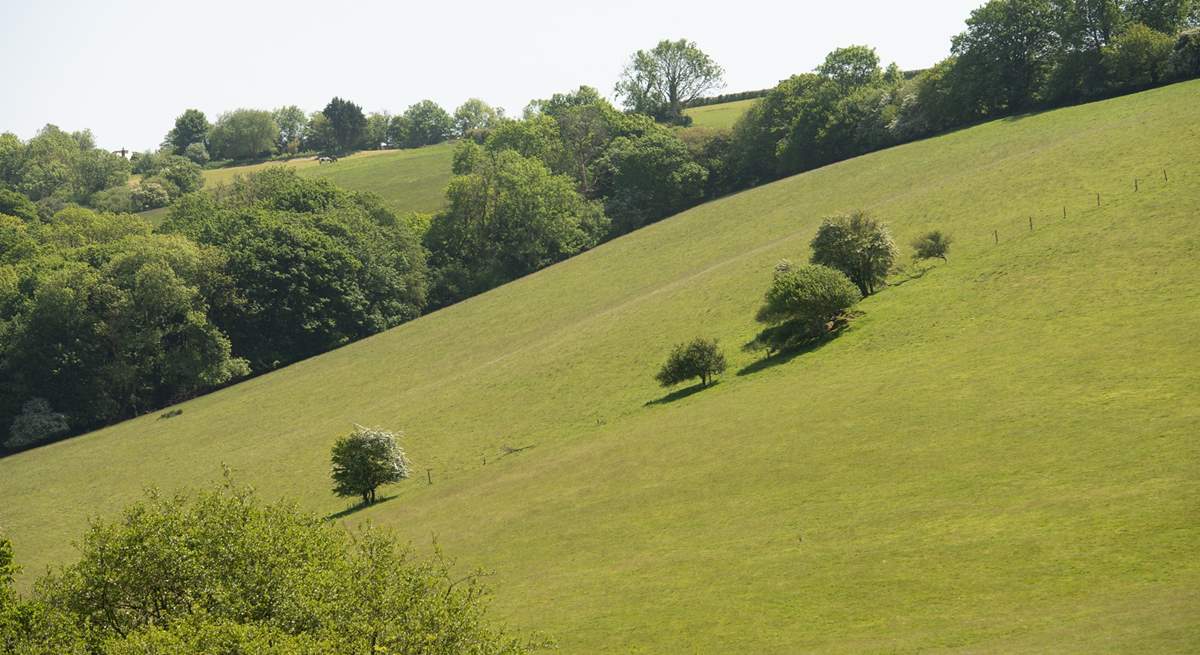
[322,97,367,153]
[615,39,725,123]
[165,109,210,154]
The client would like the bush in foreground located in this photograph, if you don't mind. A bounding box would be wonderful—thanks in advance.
[1,478,538,654]
[748,261,861,354]
[655,338,727,388]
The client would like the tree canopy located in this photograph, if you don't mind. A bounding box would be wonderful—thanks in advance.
[330,426,410,504]
[322,97,367,153]
[655,338,727,388]
[749,261,862,354]
[0,479,536,653]
[424,148,608,306]
[209,109,280,160]
[164,109,210,154]
[615,39,725,123]
[810,210,898,297]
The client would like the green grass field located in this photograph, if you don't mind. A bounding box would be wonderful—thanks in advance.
[5,81,1199,652]
[684,97,758,128]
[138,142,456,223]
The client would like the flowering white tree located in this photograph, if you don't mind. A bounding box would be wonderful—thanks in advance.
[330,426,410,505]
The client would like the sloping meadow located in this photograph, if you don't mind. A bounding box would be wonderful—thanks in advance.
[3,81,1198,652]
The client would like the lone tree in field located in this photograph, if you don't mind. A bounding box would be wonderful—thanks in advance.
[912,230,952,261]
[655,338,727,389]
[810,210,898,296]
[330,426,410,505]
[615,39,725,123]
[748,261,861,354]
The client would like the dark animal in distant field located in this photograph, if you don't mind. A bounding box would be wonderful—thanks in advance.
[317,155,339,164]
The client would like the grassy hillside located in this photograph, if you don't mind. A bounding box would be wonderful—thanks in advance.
[139,142,455,222]
[4,81,1199,652]
[684,97,758,128]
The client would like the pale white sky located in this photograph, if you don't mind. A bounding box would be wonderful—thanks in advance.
[1,0,983,151]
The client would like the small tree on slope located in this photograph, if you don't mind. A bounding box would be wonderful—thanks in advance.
[330,426,410,505]
[655,338,727,389]
[748,261,861,354]
[810,210,898,296]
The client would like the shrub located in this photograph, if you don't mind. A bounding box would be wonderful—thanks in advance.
[810,210,897,296]
[131,179,171,210]
[912,230,952,261]
[20,479,536,654]
[157,155,204,194]
[183,142,210,165]
[6,398,69,450]
[89,185,136,213]
[655,338,727,388]
[330,426,410,505]
[749,261,861,354]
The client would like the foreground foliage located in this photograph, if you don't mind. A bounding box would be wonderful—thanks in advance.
[0,480,537,654]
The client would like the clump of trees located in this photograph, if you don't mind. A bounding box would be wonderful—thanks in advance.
[655,338,727,388]
[0,126,130,216]
[0,170,427,450]
[330,426,410,505]
[810,210,898,297]
[726,5,1199,189]
[0,480,537,653]
[424,147,608,307]
[748,261,862,354]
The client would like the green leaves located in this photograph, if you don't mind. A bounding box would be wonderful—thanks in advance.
[425,150,607,307]
[615,39,725,122]
[655,338,727,388]
[2,477,536,653]
[810,210,898,297]
[330,426,410,504]
[749,262,861,354]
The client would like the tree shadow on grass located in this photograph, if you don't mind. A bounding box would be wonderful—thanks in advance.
[737,327,851,377]
[324,494,398,522]
[644,381,719,406]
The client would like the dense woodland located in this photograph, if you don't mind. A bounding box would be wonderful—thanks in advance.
[2,0,1199,452]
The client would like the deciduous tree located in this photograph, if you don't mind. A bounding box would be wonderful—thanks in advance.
[810,210,898,296]
[330,426,410,504]
[322,97,367,152]
[209,109,280,160]
[749,261,861,354]
[655,338,727,388]
[615,39,725,122]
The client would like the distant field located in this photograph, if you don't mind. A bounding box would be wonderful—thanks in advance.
[139,142,456,222]
[684,98,758,128]
[5,82,1199,652]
